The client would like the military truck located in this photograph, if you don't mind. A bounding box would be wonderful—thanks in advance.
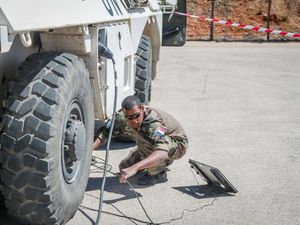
[0,0,186,224]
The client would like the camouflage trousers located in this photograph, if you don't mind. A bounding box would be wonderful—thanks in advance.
[119,136,188,175]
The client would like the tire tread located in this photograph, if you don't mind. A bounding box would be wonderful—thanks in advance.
[135,35,152,104]
[0,52,93,224]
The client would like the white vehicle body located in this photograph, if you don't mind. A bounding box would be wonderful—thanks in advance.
[0,0,172,224]
[0,0,162,119]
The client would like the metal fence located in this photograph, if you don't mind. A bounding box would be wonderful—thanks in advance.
[186,0,300,41]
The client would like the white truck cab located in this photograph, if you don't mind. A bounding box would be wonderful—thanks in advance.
[0,0,186,224]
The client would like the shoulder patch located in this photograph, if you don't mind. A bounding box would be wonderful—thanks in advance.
[153,127,167,138]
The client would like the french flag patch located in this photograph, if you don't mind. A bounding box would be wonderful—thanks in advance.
[154,127,167,138]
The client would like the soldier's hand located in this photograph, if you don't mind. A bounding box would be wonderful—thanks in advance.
[119,167,138,183]
[119,170,127,183]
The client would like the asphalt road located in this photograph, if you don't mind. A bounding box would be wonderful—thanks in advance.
[2,42,300,225]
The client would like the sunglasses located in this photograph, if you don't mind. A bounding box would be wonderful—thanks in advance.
[125,112,141,121]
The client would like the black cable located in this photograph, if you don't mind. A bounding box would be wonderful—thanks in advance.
[80,204,150,224]
[158,198,217,225]
[90,157,217,225]
[90,156,112,173]
[95,58,118,225]
[91,162,155,224]
[156,168,218,225]
[92,43,217,225]
[82,193,139,225]
[109,203,139,225]
[126,179,155,224]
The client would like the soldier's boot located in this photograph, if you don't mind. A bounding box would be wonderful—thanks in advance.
[137,170,168,186]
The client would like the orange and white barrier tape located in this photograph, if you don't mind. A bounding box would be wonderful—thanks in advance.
[175,12,300,38]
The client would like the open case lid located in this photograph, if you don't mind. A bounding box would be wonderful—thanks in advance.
[189,159,238,194]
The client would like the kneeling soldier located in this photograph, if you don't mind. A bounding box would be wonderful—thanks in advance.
[93,95,188,186]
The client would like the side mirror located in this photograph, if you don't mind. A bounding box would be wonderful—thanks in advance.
[160,0,186,46]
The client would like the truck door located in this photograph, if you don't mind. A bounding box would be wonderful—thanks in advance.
[161,0,187,46]
[98,24,134,118]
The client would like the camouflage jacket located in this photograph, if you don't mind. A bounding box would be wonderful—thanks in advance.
[99,106,188,157]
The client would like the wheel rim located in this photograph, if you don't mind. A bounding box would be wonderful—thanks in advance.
[61,99,86,183]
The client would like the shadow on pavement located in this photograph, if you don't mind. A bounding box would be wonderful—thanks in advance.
[86,176,145,204]
[82,173,156,225]
[95,138,136,151]
[173,185,236,199]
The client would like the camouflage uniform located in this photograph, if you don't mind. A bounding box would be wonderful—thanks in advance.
[98,107,188,175]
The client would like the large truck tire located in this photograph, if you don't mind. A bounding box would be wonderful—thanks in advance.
[0,148,4,207]
[0,52,94,224]
[135,35,152,105]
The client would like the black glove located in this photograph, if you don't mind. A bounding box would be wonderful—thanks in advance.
[94,119,111,138]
